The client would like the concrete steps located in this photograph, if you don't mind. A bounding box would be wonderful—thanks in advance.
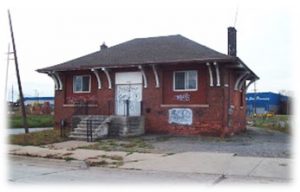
[69,115,109,141]
[69,115,145,141]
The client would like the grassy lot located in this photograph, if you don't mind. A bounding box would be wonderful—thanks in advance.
[250,115,291,133]
[9,129,69,146]
[79,137,154,153]
[9,114,54,128]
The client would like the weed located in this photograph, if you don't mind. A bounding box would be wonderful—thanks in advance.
[87,160,108,166]
[110,155,123,161]
[63,157,76,161]
[9,130,70,146]
[155,136,171,142]
[9,114,54,128]
[164,153,175,156]
[78,138,153,153]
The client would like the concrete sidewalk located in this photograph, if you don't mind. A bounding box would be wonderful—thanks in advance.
[8,141,292,181]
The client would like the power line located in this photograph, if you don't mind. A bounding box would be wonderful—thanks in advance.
[233,4,239,27]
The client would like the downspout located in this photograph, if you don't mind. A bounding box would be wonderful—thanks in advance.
[227,69,232,133]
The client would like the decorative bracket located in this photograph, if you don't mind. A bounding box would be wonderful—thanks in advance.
[245,79,256,92]
[206,62,214,87]
[53,72,63,90]
[101,67,112,89]
[138,65,147,88]
[238,73,250,91]
[91,68,101,89]
[152,64,160,88]
[213,61,221,86]
[47,73,59,90]
[234,72,249,91]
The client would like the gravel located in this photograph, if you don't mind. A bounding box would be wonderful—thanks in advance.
[141,127,291,158]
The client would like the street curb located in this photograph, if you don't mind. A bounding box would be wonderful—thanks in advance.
[9,155,89,169]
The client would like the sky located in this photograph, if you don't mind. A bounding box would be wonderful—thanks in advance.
[0,0,300,190]
[0,0,298,101]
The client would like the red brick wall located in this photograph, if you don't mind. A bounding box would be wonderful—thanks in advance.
[161,64,208,105]
[53,63,247,136]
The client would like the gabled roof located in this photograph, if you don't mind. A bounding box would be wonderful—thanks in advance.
[37,35,235,72]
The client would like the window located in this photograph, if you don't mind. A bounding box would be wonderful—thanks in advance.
[73,75,91,93]
[173,70,198,91]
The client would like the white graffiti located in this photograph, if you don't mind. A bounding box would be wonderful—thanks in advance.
[168,108,193,125]
[174,93,190,101]
[246,96,270,101]
[116,84,142,116]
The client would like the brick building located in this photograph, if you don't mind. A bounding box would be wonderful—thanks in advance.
[37,27,259,137]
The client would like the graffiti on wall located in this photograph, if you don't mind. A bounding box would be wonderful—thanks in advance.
[174,93,190,102]
[116,84,142,116]
[168,108,193,125]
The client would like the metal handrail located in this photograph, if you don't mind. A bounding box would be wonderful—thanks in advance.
[86,119,93,142]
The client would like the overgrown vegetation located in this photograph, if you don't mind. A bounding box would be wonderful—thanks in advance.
[9,114,54,128]
[79,137,154,153]
[9,129,69,146]
[250,115,291,133]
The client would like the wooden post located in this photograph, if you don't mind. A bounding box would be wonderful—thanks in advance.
[8,10,29,133]
[5,44,11,101]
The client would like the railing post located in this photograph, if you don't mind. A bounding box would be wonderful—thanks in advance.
[60,119,65,137]
[90,120,93,142]
[86,119,89,142]
[125,99,129,117]
[86,119,93,142]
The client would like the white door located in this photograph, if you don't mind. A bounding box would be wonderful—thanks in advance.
[115,72,143,116]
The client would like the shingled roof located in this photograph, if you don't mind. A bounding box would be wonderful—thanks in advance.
[37,35,236,73]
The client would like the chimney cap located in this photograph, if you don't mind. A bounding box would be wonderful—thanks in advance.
[228,26,237,56]
[228,26,237,31]
[100,42,108,50]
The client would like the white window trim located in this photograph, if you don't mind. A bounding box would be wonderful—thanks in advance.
[73,75,91,93]
[173,70,198,92]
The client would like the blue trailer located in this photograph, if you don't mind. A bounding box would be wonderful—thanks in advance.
[246,92,288,115]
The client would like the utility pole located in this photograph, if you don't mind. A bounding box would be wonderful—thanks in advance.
[8,10,29,133]
[11,85,14,103]
[253,81,257,116]
[5,44,12,102]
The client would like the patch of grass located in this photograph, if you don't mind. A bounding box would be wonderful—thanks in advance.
[155,135,171,142]
[87,160,109,166]
[9,129,70,146]
[79,137,154,153]
[63,157,76,162]
[110,155,123,161]
[9,114,54,128]
[250,115,291,133]
[164,152,176,156]
[100,154,123,161]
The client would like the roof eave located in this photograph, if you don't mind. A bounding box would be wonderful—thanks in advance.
[236,57,260,80]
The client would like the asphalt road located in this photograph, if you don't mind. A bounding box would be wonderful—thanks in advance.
[8,155,287,184]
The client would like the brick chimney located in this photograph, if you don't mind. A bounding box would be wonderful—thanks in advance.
[100,42,108,50]
[228,27,237,56]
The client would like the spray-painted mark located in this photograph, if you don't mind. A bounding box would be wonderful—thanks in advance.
[168,108,192,125]
[174,93,190,102]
